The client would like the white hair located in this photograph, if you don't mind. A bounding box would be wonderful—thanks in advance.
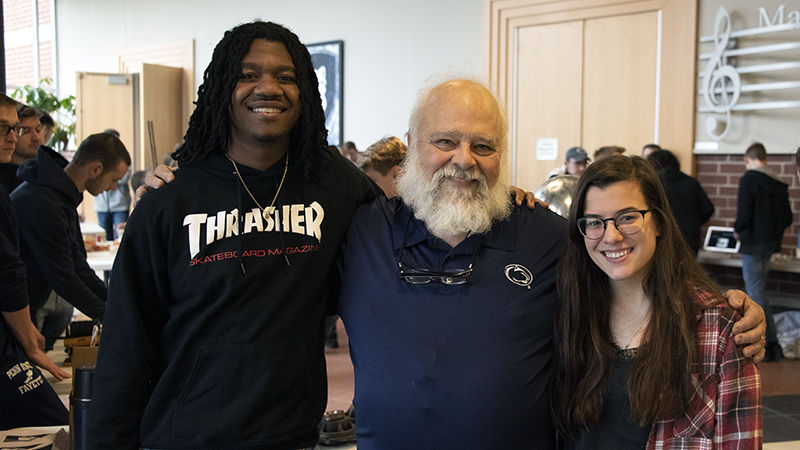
[398,77,513,238]
[397,147,511,237]
[407,76,509,156]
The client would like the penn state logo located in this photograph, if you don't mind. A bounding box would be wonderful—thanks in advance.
[505,264,533,289]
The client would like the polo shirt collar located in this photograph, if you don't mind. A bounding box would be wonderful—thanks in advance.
[391,198,518,252]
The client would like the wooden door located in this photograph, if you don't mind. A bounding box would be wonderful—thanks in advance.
[75,72,137,152]
[516,21,583,190]
[490,0,698,190]
[139,63,184,170]
[75,72,138,219]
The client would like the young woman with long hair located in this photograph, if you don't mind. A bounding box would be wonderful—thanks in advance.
[552,155,761,449]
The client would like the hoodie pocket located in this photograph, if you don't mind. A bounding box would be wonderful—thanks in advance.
[170,339,314,442]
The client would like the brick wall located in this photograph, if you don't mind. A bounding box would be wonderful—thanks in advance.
[4,44,34,86]
[696,153,800,298]
[38,40,52,79]
[3,0,54,89]
[37,0,50,26]
[702,263,800,296]
[3,0,32,33]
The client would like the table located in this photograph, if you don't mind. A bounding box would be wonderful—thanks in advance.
[86,250,117,273]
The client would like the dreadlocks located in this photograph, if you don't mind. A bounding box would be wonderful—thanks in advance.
[174,20,328,179]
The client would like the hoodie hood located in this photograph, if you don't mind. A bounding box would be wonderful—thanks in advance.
[747,166,789,194]
[16,146,81,206]
[657,165,682,181]
[749,165,785,184]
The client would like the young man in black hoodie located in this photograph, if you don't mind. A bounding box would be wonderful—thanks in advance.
[734,142,794,362]
[89,21,377,450]
[11,133,129,325]
[0,93,70,430]
[646,149,715,254]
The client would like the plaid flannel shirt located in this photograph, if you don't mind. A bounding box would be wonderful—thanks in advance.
[648,301,762,449]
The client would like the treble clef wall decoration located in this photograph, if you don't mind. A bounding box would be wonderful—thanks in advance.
[701,7,741,141]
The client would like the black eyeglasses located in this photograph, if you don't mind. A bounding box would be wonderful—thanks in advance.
[397,215,478,285]
[398,260,473,285]
[0,124,19,137]
[577,209,652,240]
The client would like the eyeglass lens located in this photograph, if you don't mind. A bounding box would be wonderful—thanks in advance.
[579,210,647,239]
[0,125,16,136]
[15,127,31,137]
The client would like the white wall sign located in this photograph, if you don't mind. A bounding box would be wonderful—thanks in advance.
[759,5,800,27]
[698,6,800,141]
[536,138,559,161]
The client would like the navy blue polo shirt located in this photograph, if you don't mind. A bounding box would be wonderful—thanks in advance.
[339,196,566,449]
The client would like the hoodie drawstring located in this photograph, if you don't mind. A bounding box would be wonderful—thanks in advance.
[233,170,247,276]
[276,176,292,272]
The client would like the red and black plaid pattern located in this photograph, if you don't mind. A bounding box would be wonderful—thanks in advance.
[647,299,762,449]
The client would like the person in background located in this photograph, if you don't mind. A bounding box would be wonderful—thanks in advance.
[0,105,42,193]
[93,128,132,241]
[796,147,800,258]
[341,140,361,164]
[547,146,590,179]
[359,136,406,198]
[594,145,626,161]
[11,133,129,329]
[553,155,761,449]
[38,111,55,146]
[646,149,714,254]
[795,146,800,176]
[0,106,69,351]
[0,93,70,430]
[641,143,661,158]
[734,142,794,362]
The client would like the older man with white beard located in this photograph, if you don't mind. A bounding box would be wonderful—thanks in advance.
[338,79,566,449]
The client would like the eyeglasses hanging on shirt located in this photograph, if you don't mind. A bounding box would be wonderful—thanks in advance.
[396,215,480,285]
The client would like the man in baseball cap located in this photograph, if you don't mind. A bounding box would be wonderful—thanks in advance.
[547,146,590,179]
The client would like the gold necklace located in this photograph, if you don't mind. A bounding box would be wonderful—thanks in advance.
[226,153,289,221]
[616,314,650,350]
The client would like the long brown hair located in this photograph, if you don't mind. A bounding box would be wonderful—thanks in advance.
[551,155,723,435]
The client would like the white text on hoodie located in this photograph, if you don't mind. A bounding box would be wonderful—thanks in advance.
[183,202,324,258]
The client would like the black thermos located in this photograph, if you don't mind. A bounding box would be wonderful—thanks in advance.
[70,366,95,450]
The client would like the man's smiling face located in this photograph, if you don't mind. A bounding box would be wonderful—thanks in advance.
[229,39,302,150]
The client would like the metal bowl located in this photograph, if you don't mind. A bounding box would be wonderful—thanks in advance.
[533,174,579,218]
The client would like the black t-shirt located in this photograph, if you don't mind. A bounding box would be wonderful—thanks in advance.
[0,163,21,194]
[568,352,651,450]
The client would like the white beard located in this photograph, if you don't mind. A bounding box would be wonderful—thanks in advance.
[396,150,512,238]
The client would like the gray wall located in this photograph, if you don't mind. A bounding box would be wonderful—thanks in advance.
[55,0,486,149]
